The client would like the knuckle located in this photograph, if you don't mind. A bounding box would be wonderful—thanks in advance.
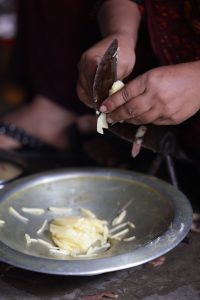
[147,68,165,85]
[164,103,173,116]
[169,115,180,125]
[125,103,135,116]
[120,87,129,103]
[145,71,157,87]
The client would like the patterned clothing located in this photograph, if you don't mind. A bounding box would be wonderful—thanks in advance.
[133,0,200,157]
[134,0,200,65]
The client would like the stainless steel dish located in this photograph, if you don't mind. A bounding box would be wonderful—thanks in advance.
[0,150,28,187]
[0,168,192,275]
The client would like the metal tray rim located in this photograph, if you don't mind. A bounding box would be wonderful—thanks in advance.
[0,167,193,275]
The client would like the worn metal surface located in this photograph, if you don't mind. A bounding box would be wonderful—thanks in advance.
[0,168,192,275]
[93,39,117,111]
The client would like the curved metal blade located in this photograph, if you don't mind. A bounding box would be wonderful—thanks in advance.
[93,39,118,111]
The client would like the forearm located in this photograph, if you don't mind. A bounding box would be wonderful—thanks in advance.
[98,0,141,49]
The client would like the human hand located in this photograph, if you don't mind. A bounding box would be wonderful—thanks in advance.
[99,62,200,125]
[77,34,136,108]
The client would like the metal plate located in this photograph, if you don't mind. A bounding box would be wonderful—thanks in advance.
[0,150,28,186]
[0,168,192,275]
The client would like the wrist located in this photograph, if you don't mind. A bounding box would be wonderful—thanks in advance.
[103,32,137,52]
[98,0,141,48]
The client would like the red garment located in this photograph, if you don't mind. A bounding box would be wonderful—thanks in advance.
[142,0,200,158]
[144,0,200,65]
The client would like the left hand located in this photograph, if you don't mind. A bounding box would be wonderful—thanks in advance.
[77,33,136,108]
[100,62,200,125]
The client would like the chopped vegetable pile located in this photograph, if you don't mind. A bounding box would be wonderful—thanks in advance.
[2,204,136,259]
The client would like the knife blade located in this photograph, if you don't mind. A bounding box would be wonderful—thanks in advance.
[93,39,118,112]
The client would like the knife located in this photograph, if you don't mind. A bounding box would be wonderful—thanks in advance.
[92,39,177,157]
[93,39,118,112]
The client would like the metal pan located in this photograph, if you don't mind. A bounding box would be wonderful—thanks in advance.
[0,168,192,275]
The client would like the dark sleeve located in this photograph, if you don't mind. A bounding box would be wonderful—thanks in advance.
[133,0,144,3]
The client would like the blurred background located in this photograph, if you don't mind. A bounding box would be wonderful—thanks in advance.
[0,0,199,210]
[0,0,25,114]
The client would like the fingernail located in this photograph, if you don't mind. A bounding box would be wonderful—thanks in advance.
[100,105,107,113]
[107,117,113,124]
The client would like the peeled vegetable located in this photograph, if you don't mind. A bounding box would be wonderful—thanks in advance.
[97,113,108,134]
[97,80,124,134]
[109,80,125,96]
[49,215,109,256]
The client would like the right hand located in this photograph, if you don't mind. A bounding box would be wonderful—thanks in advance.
[77,34,136,108]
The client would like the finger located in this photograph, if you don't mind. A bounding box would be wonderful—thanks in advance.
[125,106,162,125]
[100,74,146,113]
[106,92,152,124]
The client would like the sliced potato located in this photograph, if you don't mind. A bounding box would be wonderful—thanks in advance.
[49,215,109,256]
[96,80,124,134]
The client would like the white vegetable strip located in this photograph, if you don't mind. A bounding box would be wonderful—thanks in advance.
[96,80,125,135]
[37,238,55,248]
[25,233,32,246]
[9,206,29,223]
[135,125,147,138]
[109,222,128,234]
[123,236,136,242]
[30,238,37,243]
[36,219,48,235]
[71,252,97,258]
[127,221,135,229]
[80,208,96,218]
[25,234,37,245]
[109,228,129,240]
[97,113,108,134]
[121,199,133,212]
[112,210,127,226]
[25,235,55,248]
[48,207,72,213]
[0,220,5,225]
[87,243,111,255]
[109,80,125,96]
[22,208,45,215]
